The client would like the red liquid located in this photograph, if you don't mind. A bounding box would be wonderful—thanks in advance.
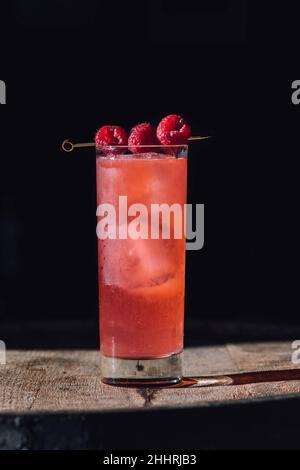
[97,154,187,359]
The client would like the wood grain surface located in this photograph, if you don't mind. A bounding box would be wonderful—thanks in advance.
[0,343,299,413]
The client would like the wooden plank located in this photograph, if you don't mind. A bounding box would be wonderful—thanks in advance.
[0,365,45,412]
[1,345,300,449]
[183,345,238,376]
[147,379,300,408]
[1,351,145,412]
[148,343,300,408]
[0,344,300,414]
[227,342,295,372]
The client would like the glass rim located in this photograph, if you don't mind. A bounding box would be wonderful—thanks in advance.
[95,144,189,150]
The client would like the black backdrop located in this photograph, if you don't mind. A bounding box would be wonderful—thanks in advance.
[0,1,299,341]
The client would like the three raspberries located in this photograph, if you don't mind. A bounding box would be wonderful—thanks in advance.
[95,115,191,155]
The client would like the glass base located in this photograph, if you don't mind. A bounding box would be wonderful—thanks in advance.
[101,351,183,386]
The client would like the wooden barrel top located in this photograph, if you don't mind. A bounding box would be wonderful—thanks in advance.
[0,343,300,413]
[1,331,300,449]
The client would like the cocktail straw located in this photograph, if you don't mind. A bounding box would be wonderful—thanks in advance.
[62,136,211,153]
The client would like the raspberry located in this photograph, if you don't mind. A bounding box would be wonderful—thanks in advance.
[128,123,160,154]
[95,125,128,154]
[156,114,191,146]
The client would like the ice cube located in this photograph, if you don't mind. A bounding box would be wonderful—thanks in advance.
[101,233,176,290]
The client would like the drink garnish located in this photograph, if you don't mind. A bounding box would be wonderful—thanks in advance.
[128,123,160,154]
[95,125,128,154]
[62,115,210,153]
[156,114,191,146]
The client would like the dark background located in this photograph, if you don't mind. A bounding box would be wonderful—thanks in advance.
[0,1,299,347]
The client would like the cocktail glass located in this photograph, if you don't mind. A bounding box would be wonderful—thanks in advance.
[96,145,188,385]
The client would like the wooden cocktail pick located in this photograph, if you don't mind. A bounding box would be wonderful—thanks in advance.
[62,136,211,153]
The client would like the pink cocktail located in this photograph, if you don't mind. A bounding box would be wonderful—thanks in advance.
[96,146,187,385]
